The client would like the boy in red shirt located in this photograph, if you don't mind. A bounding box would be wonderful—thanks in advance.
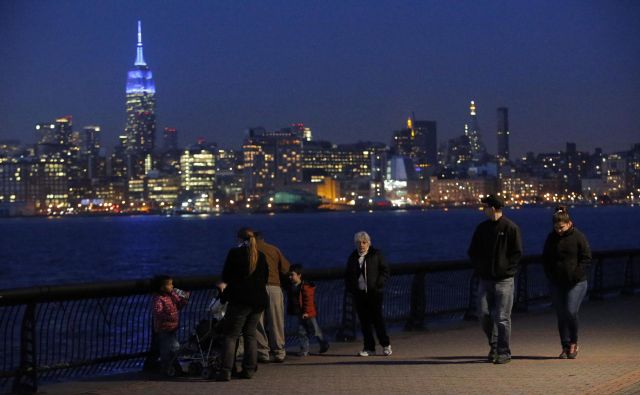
[287,264,330,356]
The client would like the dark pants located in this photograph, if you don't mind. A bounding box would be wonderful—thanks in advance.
[297,316,329,353]
[478,278,514,357]
[157,330,180,370]
[550,280,588,348]
[354,290,390,351]
[221,303,263,375]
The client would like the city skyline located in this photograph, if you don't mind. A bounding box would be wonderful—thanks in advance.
[1,1,639,157]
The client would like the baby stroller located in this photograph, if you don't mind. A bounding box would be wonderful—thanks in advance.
[167,295,227,379]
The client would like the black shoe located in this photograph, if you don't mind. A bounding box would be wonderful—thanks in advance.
[239,370,254,379]
[493,354,511,364]
[487,351,497,363]
[567,344,579,359]
[215,371,231,381]
[257,355,271,363]
[559,347,569,359]
[273,356,285,363]
[319,343,330,354]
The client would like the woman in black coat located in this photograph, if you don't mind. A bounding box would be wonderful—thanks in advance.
[345,231,392,357]
[216,227,269,381]
[543,206,591,359]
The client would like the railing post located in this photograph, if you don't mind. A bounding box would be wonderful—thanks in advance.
[623,253,637,295]
[13,303,37,395]
[514,262,529,312]
[335,289,356,342]
[464,273,479,321]
[405,271,427,331]
[590,257,604,300]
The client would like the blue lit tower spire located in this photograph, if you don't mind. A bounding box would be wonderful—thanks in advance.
[134,20,146,66]
[124,20,156,176]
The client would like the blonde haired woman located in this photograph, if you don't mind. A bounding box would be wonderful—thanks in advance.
[217,227,269,381]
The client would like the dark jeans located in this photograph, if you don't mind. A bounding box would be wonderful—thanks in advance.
[550,280,588,348]
[221,303,264,375]
[354,290,390,351]
[297,316,329,353]
[478,278,514,356]
[157,330,180,370]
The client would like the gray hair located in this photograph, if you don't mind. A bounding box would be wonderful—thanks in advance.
[353,231,371,246]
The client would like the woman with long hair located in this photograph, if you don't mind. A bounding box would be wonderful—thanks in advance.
[216,227,269,381]
[543,206,592,359]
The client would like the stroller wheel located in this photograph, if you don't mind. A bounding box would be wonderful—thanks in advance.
[165,365,177,378]
[201,367,213,379]
[189,361,203,376]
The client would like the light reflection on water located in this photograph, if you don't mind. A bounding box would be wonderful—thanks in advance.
[0,206,639,289]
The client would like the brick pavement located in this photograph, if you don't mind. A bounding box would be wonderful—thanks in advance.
[40,295,640,395]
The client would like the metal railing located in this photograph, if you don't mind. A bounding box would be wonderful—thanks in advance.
[1,249,638,394]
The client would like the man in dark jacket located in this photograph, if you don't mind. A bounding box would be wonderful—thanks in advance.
[468,195,522,364]
[345,231,392,357]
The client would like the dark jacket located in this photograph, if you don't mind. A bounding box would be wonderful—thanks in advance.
[345,247,390,294]
[221,246,269,310]
[543,227,591,287]
[286,281,318,318]
[468,216,523,280]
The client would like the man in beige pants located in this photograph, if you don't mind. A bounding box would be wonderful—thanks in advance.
[255,233,291,363]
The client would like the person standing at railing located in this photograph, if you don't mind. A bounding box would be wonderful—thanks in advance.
[216,227,269,381]
[468,195,522,364]
[254,232,291,363]
[543,206,592,360]
[345,231,392,357]
[151,275,190,376]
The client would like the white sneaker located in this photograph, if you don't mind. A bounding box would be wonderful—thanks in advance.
[358,349,376,357]
[383,345,392,356]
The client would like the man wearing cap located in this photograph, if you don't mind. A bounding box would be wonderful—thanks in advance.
[468,194,522,364]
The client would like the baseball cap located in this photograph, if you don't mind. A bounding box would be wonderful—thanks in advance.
[480,194,505,209]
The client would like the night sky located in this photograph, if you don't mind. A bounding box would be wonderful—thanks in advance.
[1,0,639,156]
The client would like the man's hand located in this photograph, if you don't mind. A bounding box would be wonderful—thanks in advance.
[302,313,309,319]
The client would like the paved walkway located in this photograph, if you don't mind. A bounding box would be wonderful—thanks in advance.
[41,295,640,395]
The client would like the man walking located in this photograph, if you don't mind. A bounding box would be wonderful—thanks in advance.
[468,195,522,364]
[255,232,290,363]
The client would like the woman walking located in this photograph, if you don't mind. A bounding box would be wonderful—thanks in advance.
[543,206,592,359]
[216,227,269,381]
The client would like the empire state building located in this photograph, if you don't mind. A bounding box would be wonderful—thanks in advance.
[124,21,156,174]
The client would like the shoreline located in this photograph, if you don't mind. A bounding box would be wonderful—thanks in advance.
[0,201,637,220]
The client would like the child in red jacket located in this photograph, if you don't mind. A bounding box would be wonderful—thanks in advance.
[287,264,330,356]
[151,275,189,374]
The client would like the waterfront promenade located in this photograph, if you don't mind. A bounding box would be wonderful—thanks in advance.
[41,294,640,395]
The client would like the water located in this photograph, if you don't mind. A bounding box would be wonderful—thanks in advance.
[1,206,639,289]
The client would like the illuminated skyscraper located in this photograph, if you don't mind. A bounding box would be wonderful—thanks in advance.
[496,107,510,162]
[124,21,156,175]
[465,100,486,162]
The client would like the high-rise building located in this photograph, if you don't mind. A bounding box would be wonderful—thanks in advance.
[180,143,216,212]
[496,107,510,162]
[163,128,178,152]
[82,126,101,155]
[242,127,303,197]
[409,116,437,175]
[35,116,73,157]
[124,21,156,176]
[465,100,486,162]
